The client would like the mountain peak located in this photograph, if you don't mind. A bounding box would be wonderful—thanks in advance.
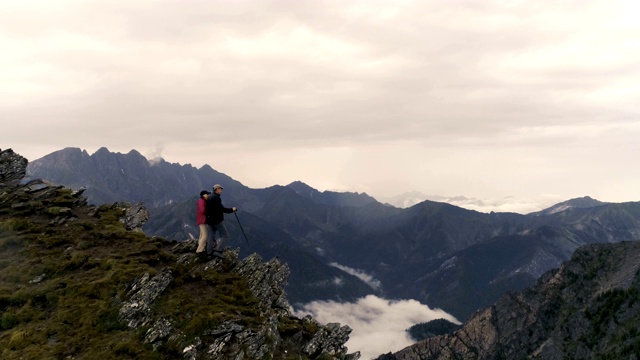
[537,196,606,215]
[286,180,316,193]
[285,181,377,207]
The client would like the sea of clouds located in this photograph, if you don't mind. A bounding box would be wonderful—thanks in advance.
[294,295,460,360]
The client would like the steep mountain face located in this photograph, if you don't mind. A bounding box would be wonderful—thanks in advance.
[0,149,360,359]
[379,240,640,359]
[26,148,640,321]
[408,201,640,318]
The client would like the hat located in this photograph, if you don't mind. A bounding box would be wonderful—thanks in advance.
[213,184,224,190]
[200,190,211,196]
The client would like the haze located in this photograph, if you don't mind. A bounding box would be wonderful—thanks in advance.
[2,0,640,210]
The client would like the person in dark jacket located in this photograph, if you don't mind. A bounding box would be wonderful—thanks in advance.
[195,190,210,257]
[205,183,237,258]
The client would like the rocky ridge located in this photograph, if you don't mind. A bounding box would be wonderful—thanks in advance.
[0,148,359,359]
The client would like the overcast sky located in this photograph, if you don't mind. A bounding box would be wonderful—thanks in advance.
[2,0,640,209]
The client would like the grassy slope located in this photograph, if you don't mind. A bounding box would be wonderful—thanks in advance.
[0,185,314,359]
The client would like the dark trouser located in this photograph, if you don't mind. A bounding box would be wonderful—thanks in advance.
[207,222,228,255]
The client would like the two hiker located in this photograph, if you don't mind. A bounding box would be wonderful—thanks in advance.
[196,184,237,259]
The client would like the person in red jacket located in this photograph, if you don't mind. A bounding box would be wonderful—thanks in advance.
[196,190,211,257]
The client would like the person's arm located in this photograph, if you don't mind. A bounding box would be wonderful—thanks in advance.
[222,204,236,213]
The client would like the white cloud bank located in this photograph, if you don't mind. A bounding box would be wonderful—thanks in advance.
[381,192,565,214]
[294,295,460,360]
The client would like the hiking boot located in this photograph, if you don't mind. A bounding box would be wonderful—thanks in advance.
[198,252,217,261]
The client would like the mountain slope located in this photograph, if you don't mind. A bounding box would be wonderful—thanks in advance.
[1,148,360,359]
[379,240,640,359]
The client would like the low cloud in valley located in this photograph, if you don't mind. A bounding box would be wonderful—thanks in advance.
[294,295,460,359]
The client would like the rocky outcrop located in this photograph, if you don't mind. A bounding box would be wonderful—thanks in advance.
[0,148,28,189]
[379,241,640,359]
[122,244,360,359]
[119,268,174,328]
[118,202,149,232]
[160,241,361,359]
[232,253,291,314]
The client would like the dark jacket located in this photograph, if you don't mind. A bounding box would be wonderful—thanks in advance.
[205,193,233,225]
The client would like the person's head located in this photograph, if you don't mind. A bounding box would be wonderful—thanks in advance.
[200,190,211,199]
[212,184,224,194]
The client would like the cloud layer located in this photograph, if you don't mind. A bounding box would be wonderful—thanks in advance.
[2,1,640,205]
[329,262,382,290]
[294,295,460,359]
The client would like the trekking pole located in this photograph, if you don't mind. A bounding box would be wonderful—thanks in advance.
[234,212,249,245]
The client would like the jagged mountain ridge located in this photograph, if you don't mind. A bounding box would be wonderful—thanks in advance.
[26,147,640,320]
[379,240,640,359]
[25,147,245,208]
[0,148,360,359]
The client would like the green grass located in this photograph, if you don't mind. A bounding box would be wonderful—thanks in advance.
[0,185,323,359]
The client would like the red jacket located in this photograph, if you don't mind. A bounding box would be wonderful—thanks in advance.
[196,198,207,225]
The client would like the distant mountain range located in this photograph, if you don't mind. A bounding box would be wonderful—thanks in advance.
[380,191,562,214]
[27,147,640,320]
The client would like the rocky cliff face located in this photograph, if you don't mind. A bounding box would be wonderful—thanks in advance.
[0,149,359,359]
[0,148,28,188]
[379,240,640,359]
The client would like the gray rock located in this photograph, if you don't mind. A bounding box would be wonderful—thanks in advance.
[145,318,173,348]
[302,316,355,359]
[117,202,149,232]
[182,337,201,360]
[119,268,174,328]
[233,253,291,314]
[0,148,28,189]
[25,180,52,193]
[207,318,279,359]
[29,274,46,284]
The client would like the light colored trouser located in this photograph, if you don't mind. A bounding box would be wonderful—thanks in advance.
[196,224,208,253]
[207,222,229,254]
